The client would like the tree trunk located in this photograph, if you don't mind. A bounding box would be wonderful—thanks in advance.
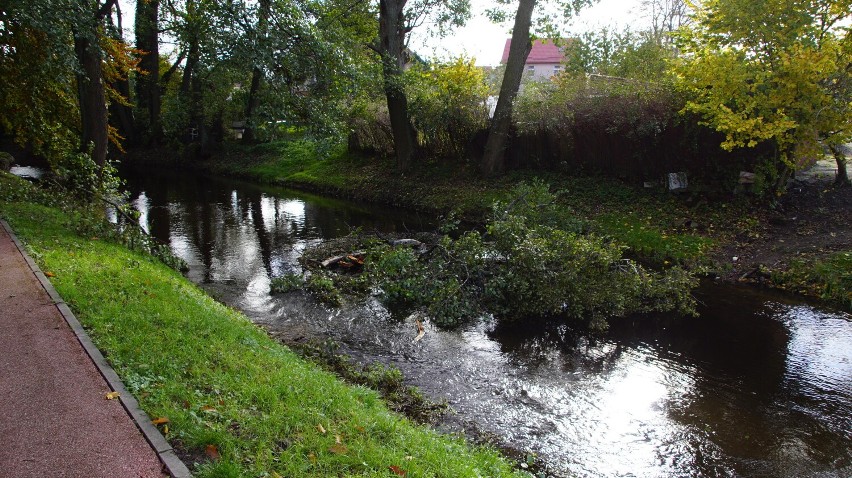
[243,0,270,143]
[481,0,537,177]
[108,74,135,145]
[829,144,851,187]
[180,39,199,97]
[243,67,263,143]
[74,33,109,169]
[180,35,202,144]
[134,0,162,144]
[379,0,416,170]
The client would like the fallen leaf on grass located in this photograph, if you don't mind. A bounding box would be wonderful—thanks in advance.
[334,434,343,444]
[44,271,55,278]
[105,391,120,400]
[307,452,317,463]
[205,444,220,460]
[200,405,217,413]
[389,465,407,476]
[316,424,326,434]
[328,443,348,454]
[151,417,170,425]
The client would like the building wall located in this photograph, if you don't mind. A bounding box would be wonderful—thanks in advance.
[525,63,564,81]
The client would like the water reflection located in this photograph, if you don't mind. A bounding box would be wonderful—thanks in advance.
[123,171,433,308]
[120,169,852,478]
[9,165,44,180]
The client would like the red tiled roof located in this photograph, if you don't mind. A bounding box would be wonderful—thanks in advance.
[501,39,566,64]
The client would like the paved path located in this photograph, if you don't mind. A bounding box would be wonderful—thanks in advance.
[0,224,169,477]
[799,157,852,183]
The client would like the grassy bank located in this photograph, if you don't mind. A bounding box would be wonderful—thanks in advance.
[771,252,852,310]
[0,172,524,477]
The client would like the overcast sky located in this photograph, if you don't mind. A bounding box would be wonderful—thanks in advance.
[411,0,647,66]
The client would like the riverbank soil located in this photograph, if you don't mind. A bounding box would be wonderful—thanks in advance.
[716,159,851,305]
[0,226,166,477]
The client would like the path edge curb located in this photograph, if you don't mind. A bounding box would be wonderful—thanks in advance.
[1,219,192,478]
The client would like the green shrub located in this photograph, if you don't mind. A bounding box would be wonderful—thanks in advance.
[270,272,305,293]
[406,57,489,160]
[306,273,343,307]
[366,182,697,330]
[772,252,852,310]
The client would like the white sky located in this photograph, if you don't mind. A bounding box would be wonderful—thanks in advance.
[411,0,647,66]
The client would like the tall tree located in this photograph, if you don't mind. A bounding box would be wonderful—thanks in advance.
[480,0,535,177]
[819,31,852,186]
[642,0,691,45]
[0,0,80,162]
[74,0,119,171]
[105,5,136,146]
[242,0,271,143]
[377,0,416,169]
[135,0,162,144]
[373,0,469,170]
[481,0,594,177]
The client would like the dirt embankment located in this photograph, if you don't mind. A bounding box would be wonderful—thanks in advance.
[718,160,851,288]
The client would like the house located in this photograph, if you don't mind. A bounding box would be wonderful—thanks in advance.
[501,39,567,80]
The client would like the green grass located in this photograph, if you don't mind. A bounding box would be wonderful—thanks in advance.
[594,213,714,264]
[772,251,852,311]
[0,173,524,478]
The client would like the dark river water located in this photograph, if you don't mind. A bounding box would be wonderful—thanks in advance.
[114,169,851,477]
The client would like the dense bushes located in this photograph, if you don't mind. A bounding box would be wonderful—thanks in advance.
[507,76,744,182]
[406,58,490,160]
[348,57,489,162]
[347,64,750,186]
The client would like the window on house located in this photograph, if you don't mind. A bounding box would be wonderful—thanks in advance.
[553,65,564,73]
[527,65,535,71]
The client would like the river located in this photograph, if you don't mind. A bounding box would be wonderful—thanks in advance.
[111,169,852,477]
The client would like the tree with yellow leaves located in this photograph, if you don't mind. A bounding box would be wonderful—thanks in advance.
[674,0,852,191]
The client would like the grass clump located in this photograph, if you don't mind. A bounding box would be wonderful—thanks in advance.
[269,272,305,293]
[772,252,852,311]
[295,340,448,425]
[0,179,525,477]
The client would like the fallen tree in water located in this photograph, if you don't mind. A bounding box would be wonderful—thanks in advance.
[278,182,698,331]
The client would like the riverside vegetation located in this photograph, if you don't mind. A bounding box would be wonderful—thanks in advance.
[277,181,698,331]
[0,171,526,477]
[168,139,850,312]
[2,0,850,473]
